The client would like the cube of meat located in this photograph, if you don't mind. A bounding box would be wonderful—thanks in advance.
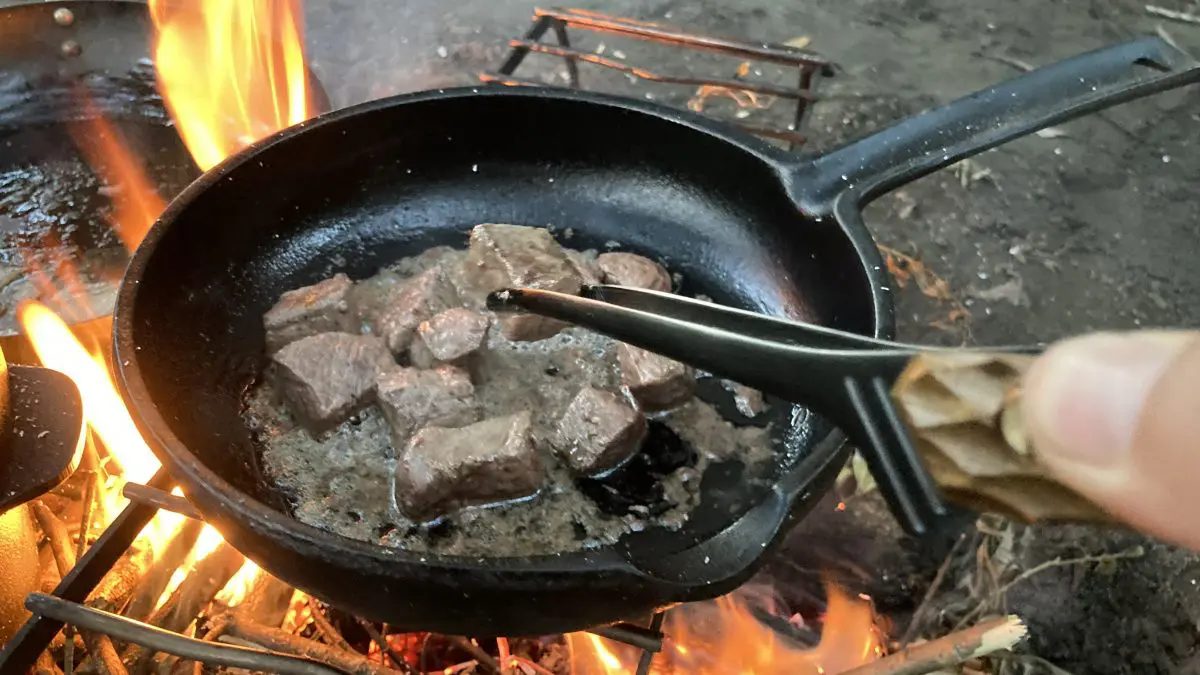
[365,267,457,354]
[263,274,353,352]
[464,224,582,341]
[375,365,478,444]
[393,411,542,521]
[554,387,647,475]
[617,344,695,411]
[409,308,490,368]
[596,253,671,292]
[722,380,767,417]
[565,249,603,286]
[271,333,393,434]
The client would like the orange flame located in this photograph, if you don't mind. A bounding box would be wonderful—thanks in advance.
[68,111,166,251]
[19,302,158,486]
[572,584,882,674]
[148,0,314,170]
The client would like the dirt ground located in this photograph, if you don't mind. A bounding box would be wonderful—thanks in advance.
[304,1,1200,672]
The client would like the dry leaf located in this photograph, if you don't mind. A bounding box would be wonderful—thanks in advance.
[892,353,1112,523]
[784,35,812,49]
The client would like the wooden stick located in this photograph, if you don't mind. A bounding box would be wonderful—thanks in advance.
[236,573,295,628]
[25,593,339,675]
[32,502,129,675]
[1146,4,1200,24]
[125,542,245,671]
[357,619,416,674]
[225,613,408,675]
[122,520,204,621]
[842,615,1026,675]
[307,598,356,653]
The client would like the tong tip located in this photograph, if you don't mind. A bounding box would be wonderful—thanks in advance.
[484,289,524,312]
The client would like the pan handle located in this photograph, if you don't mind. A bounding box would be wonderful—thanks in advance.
[787,37,1200,212]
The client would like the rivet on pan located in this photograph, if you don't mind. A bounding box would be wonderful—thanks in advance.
[53,7,75,26]
[60,39,82,58]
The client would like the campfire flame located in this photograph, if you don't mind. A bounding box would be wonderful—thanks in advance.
[147,0,315,170]
[67,110,167,252]
[22,1,319,614]
[571,584,882,673]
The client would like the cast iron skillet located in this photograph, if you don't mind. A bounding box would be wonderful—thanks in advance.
[114,38,1200,635]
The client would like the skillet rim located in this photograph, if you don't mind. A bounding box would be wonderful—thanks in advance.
[112,85,893,581]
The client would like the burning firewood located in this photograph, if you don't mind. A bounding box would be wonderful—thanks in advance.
[123,541,244,671]
[891,352,1112,523]
[122,519,203,622]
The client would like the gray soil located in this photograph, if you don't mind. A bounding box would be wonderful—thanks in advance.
[246,247,773,557]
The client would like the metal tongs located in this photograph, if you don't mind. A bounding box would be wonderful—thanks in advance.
[488,285,1041,537]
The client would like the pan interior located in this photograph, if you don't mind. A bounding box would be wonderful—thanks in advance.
[126,91,875,561]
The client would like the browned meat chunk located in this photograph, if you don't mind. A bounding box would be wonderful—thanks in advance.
[722,380,767,417]
[375,365,478,444]
[464,224,582,341]
[364,267,457,354]
[393,411,542,521]
[597,253,671,292]
[566,249,603,286]
[617,344,695,411]
[263,274,353,351]
[409,308,491,368]
[271,333,393,434]
[553,387,647,475]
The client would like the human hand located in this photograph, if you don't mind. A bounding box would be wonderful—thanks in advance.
[1025,331,1200,549]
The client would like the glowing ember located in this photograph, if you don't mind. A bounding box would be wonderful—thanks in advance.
[572,584,881,673]
[147,0,315,170]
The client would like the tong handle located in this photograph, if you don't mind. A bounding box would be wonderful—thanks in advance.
[887,351,1112,527]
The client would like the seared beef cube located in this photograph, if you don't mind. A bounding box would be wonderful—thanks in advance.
[263,274,353,351]
[722,380,766,417]
[271,333,393,434]
[366,267,457,354]
[375,365,477,443]
[464,224,582,341]
[566,249,603,286]
[393,411,542,521]
[409,308,490,368]
[617,344,695,411]
[596,253,671,292]
[554,387,647,475]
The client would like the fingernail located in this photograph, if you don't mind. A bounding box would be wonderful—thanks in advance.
[1025,332,1192,467]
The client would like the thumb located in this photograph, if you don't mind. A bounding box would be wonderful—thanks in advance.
[1024,330,1200,549]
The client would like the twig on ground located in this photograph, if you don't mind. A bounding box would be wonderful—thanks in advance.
[900,534,969,646]
[977,52,1034,72]
[1147,4,1200,24]
[842,615,1027,675]
[25,593,341,675]
[955,545,1144,630]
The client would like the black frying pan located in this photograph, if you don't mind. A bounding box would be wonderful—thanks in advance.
[112,38,1200,635]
